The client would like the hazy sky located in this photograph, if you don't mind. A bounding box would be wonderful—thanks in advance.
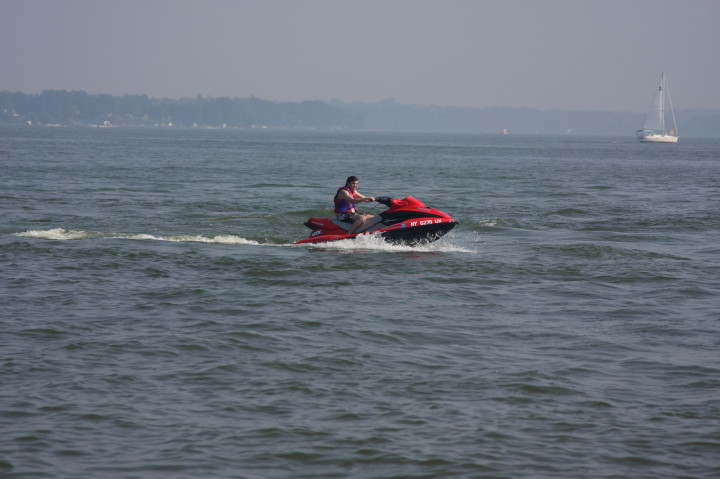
[2,0,719,112]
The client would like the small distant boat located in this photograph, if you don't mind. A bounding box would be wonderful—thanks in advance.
[636,72,679,143]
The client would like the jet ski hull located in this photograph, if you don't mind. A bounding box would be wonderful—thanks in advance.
[295,196,458,246]
[294,218,457,245]
[377,219,457,245]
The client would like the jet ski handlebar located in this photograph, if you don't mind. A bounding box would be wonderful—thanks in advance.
[375,196,393,207]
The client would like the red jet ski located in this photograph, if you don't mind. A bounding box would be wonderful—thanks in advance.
[295,196,458,246]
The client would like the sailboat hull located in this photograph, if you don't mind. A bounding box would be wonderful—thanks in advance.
[636,131,679,143]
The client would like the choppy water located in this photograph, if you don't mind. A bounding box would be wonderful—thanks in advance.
[1,126,719,478]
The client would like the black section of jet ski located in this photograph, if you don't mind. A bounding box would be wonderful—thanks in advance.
[375,197,447,224]
[379,221,457,246]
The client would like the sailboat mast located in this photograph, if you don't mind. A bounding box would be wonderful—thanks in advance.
[659,72,666,135]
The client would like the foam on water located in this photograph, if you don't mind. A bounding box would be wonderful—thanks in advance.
[141,234,261,245]
[295,232,477,253]
[15,228,477,252]
[15,228,261,245]
[15,228,97,240]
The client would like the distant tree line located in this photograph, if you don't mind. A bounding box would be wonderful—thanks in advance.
[0,90,361,129]
[2,90,719,136]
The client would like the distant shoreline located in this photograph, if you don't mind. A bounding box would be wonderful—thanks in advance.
[3,90,720,137]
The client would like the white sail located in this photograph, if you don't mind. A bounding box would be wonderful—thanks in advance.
[636,72,679,143]
[643,81,666,132]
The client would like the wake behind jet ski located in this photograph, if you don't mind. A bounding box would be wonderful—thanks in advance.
[295,196,458,246]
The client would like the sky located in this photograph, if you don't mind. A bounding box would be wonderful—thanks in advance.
[2,0,719,112]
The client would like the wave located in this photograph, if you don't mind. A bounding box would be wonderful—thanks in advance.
[474,217,526,229]
[13,228,260,245]
[15,228,96,240]
[13,228,477,253]
[295,232,477,254]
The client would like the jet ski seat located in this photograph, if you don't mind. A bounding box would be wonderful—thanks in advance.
[355,215,383,233]
[330,219,353,231]
[330,215,383,233]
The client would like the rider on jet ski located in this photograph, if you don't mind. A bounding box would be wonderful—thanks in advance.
[334,176,376,234]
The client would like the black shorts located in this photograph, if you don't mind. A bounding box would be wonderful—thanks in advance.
[337,212,356,223]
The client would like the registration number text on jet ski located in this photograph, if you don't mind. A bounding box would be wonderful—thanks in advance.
[411,219,444,226]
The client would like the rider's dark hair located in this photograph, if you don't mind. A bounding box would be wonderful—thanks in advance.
[345,176,359,186]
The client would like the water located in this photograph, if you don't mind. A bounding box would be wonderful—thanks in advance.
[1,126,719,478]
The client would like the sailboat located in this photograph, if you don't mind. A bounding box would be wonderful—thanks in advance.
[636,71,679,143]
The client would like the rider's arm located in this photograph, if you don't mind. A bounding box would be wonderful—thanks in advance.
[337,190,375,203]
